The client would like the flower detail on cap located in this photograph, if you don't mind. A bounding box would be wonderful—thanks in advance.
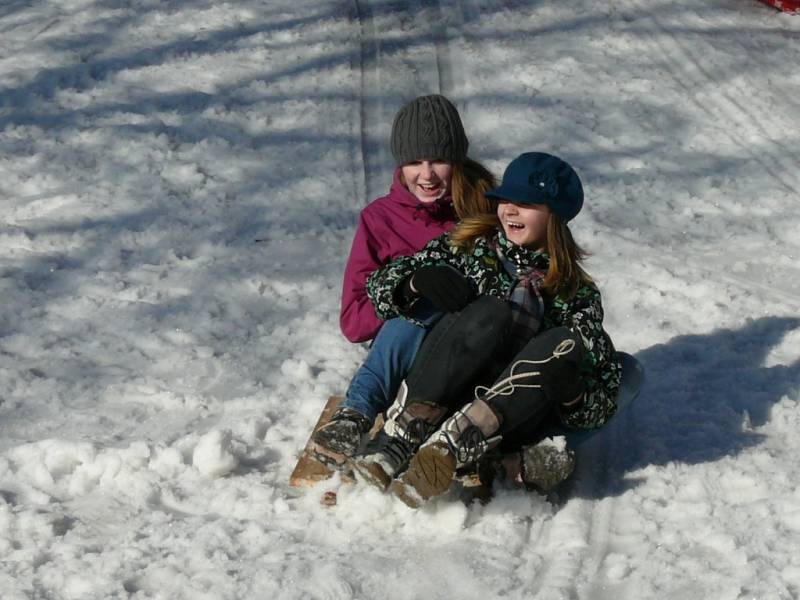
[528,171,559,201]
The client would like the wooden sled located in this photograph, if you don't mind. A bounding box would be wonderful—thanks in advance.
[289,395,345,488]
[289,396,385,489]
[288,395,488,506]
[290,354,645,505]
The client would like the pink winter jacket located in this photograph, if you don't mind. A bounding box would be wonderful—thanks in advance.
[340,169,458,342]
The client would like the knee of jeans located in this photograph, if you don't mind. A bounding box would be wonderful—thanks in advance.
[376,317,424,342]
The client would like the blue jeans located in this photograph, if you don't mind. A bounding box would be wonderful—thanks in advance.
[340,301,443,422]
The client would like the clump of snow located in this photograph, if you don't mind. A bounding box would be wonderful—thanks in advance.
[538,435,567,451]
[191,430,239,478]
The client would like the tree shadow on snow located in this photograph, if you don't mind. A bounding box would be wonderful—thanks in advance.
[1,0,797,439]
[573,315,800,499]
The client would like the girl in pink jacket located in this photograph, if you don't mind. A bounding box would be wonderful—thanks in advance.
[316,95,495,463]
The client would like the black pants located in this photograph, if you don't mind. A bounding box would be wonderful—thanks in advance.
[403,295,512,411]
[404,297,583,451]
[488,326,584,452]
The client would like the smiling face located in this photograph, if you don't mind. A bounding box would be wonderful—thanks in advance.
[400,159,454,203]
[497,200,550,250]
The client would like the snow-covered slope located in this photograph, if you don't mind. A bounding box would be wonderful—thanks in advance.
[1,1,799,598]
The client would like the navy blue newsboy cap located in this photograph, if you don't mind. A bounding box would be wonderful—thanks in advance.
[485,152,584,222]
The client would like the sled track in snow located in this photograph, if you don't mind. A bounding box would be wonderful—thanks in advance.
[350,0,476,203]
[347,3,623,596]
[524,434,618,598]
[631,0,800,195]
[351,0,390,204]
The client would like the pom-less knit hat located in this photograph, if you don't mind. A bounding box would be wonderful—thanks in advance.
[485,152,584,222]
[390,94,469,166]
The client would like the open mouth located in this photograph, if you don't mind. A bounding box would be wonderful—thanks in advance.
[412,179,447,202]
[506,221,525,231]
[418,182,442,194]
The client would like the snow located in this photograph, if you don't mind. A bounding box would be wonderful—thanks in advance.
[1,0,799,598]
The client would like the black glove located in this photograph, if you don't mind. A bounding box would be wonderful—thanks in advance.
[404,265,475,312]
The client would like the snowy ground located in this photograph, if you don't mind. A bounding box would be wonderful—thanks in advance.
[1,1,799,598]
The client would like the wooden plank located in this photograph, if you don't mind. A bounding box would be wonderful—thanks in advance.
[289,395,343,488]
[289,396,386,490]
[289,395,493,505]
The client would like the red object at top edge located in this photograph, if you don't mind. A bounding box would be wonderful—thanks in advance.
[758,0,800,12]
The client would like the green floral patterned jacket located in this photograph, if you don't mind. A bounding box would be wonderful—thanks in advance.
[366,230,622,430]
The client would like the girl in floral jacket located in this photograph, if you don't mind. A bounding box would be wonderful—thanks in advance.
[352,152,622,507]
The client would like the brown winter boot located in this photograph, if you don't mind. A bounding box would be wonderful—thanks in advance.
[475,437,576,493]
[312,407,372,466]
[390,398,502,508]
[350,381,447,491]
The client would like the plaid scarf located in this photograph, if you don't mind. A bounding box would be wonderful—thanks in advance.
[493,232,549,354]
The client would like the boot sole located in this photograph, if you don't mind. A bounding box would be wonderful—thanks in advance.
[388,478,425,508]
[311,442,349,467]
[349,458,393,491]
[392,443,456,507]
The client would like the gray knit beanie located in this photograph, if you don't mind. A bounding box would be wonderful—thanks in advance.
[390,94,469,166]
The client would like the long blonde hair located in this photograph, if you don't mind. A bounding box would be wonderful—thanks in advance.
[450,159,497,220]
[449,210,593,300]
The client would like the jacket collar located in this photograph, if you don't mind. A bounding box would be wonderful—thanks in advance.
[493,230,550,274]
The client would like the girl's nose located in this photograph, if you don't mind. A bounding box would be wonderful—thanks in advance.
[421,161,434,179]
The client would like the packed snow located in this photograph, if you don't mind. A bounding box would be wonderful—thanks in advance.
[1,1,799,598]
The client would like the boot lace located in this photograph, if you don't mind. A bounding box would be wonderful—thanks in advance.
[404,417,434,445]
[367,418,431,469]
[474,338,575,402]
[379,417,433,467]
[453,425,486,465]
[438,410,488,467]
[380,434,414,467]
